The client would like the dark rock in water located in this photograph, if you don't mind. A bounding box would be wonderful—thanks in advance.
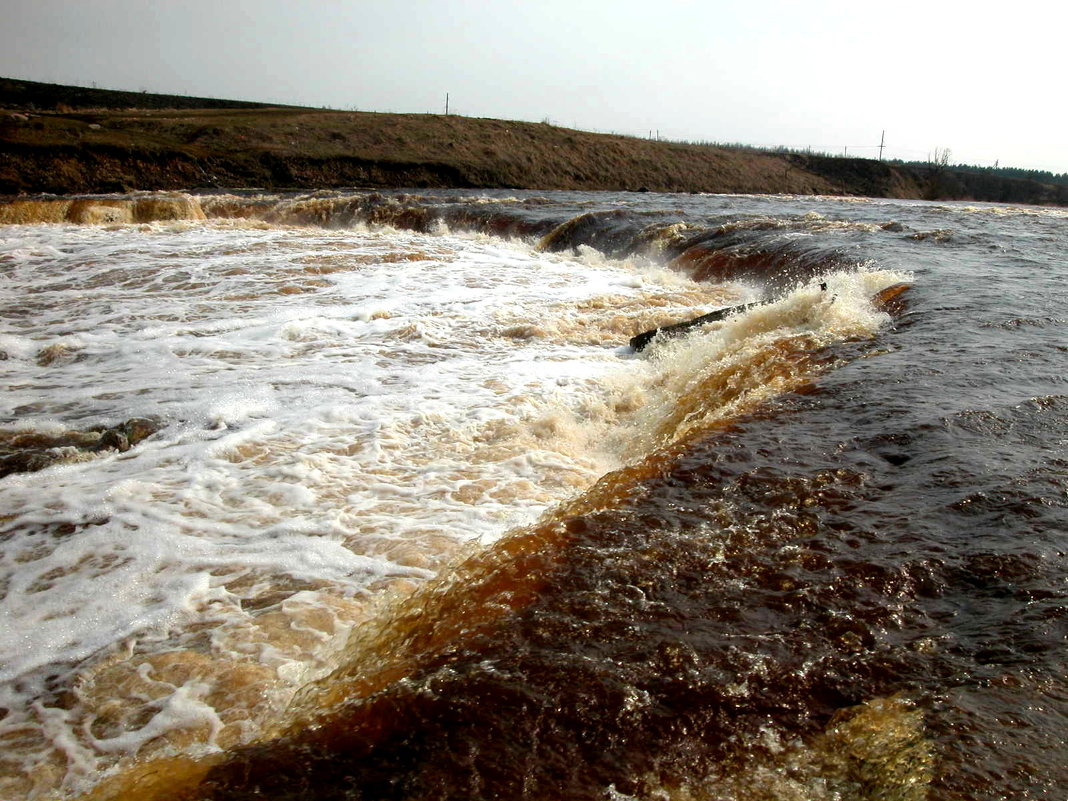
[36,343,82,366]
[0,417,160,478]
[630,301,762,352]
[96,429,130,452]
[0,450,64,477]
[92,417,160,451]
[908,230,952,242]
[118,418,159,446]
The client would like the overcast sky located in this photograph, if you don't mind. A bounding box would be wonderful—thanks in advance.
[3,0,1065,174]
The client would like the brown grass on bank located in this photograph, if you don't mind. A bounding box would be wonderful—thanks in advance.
[0,106,839,195]
[2,101,1064,204]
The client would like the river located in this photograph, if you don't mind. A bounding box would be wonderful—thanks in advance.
[0,190,1064,800]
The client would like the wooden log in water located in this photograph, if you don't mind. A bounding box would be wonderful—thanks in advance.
[629,282,911,353]
[629,302,762,352]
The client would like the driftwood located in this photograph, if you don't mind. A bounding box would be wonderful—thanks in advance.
[629,302,761,352]
[629,282,909,353]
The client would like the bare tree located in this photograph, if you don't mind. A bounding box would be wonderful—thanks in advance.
[931,147,952,168]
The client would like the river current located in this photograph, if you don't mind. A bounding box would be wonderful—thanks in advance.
[0,190,1065,800]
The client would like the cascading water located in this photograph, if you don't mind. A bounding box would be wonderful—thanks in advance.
[1,189,1064,801]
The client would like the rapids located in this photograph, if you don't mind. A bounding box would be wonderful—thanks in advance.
[0,189,1065,801]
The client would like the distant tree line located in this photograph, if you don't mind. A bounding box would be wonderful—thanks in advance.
[691,141,1067,204]
[889,160,1068,205]
[674,137,1068,191]
[891,159,1068,188]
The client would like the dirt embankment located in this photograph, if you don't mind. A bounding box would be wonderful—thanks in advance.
[0,107,838,196]
[0,79,1063,204]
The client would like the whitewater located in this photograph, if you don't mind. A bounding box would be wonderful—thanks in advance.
[0,189,1065,801]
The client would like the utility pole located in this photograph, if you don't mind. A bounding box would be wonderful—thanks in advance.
[445,93,449,115]
[878,130,886,161]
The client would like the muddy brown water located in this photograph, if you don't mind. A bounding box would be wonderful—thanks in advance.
[2,190,1065,800]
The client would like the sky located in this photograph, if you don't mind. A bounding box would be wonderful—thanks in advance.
[2,0,1065,174]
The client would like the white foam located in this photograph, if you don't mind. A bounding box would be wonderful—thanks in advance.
[0,220,676,788]
[0,218,907,795]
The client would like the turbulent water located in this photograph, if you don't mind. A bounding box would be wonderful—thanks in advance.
[0,189,1064,801]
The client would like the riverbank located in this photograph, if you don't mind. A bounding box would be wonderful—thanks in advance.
[2,78,1064,204]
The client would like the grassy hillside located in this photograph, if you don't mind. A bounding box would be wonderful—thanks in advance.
[1,78,1065,205]
[0,76,287,112]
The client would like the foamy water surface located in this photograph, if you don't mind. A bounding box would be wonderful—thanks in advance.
[0,216,781,793]
[0,194,955,799]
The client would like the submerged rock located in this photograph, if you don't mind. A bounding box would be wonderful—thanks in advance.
[36,342,82,366]
[0,418,160,478]
[119,417,158,446]
[96,429,129,452]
